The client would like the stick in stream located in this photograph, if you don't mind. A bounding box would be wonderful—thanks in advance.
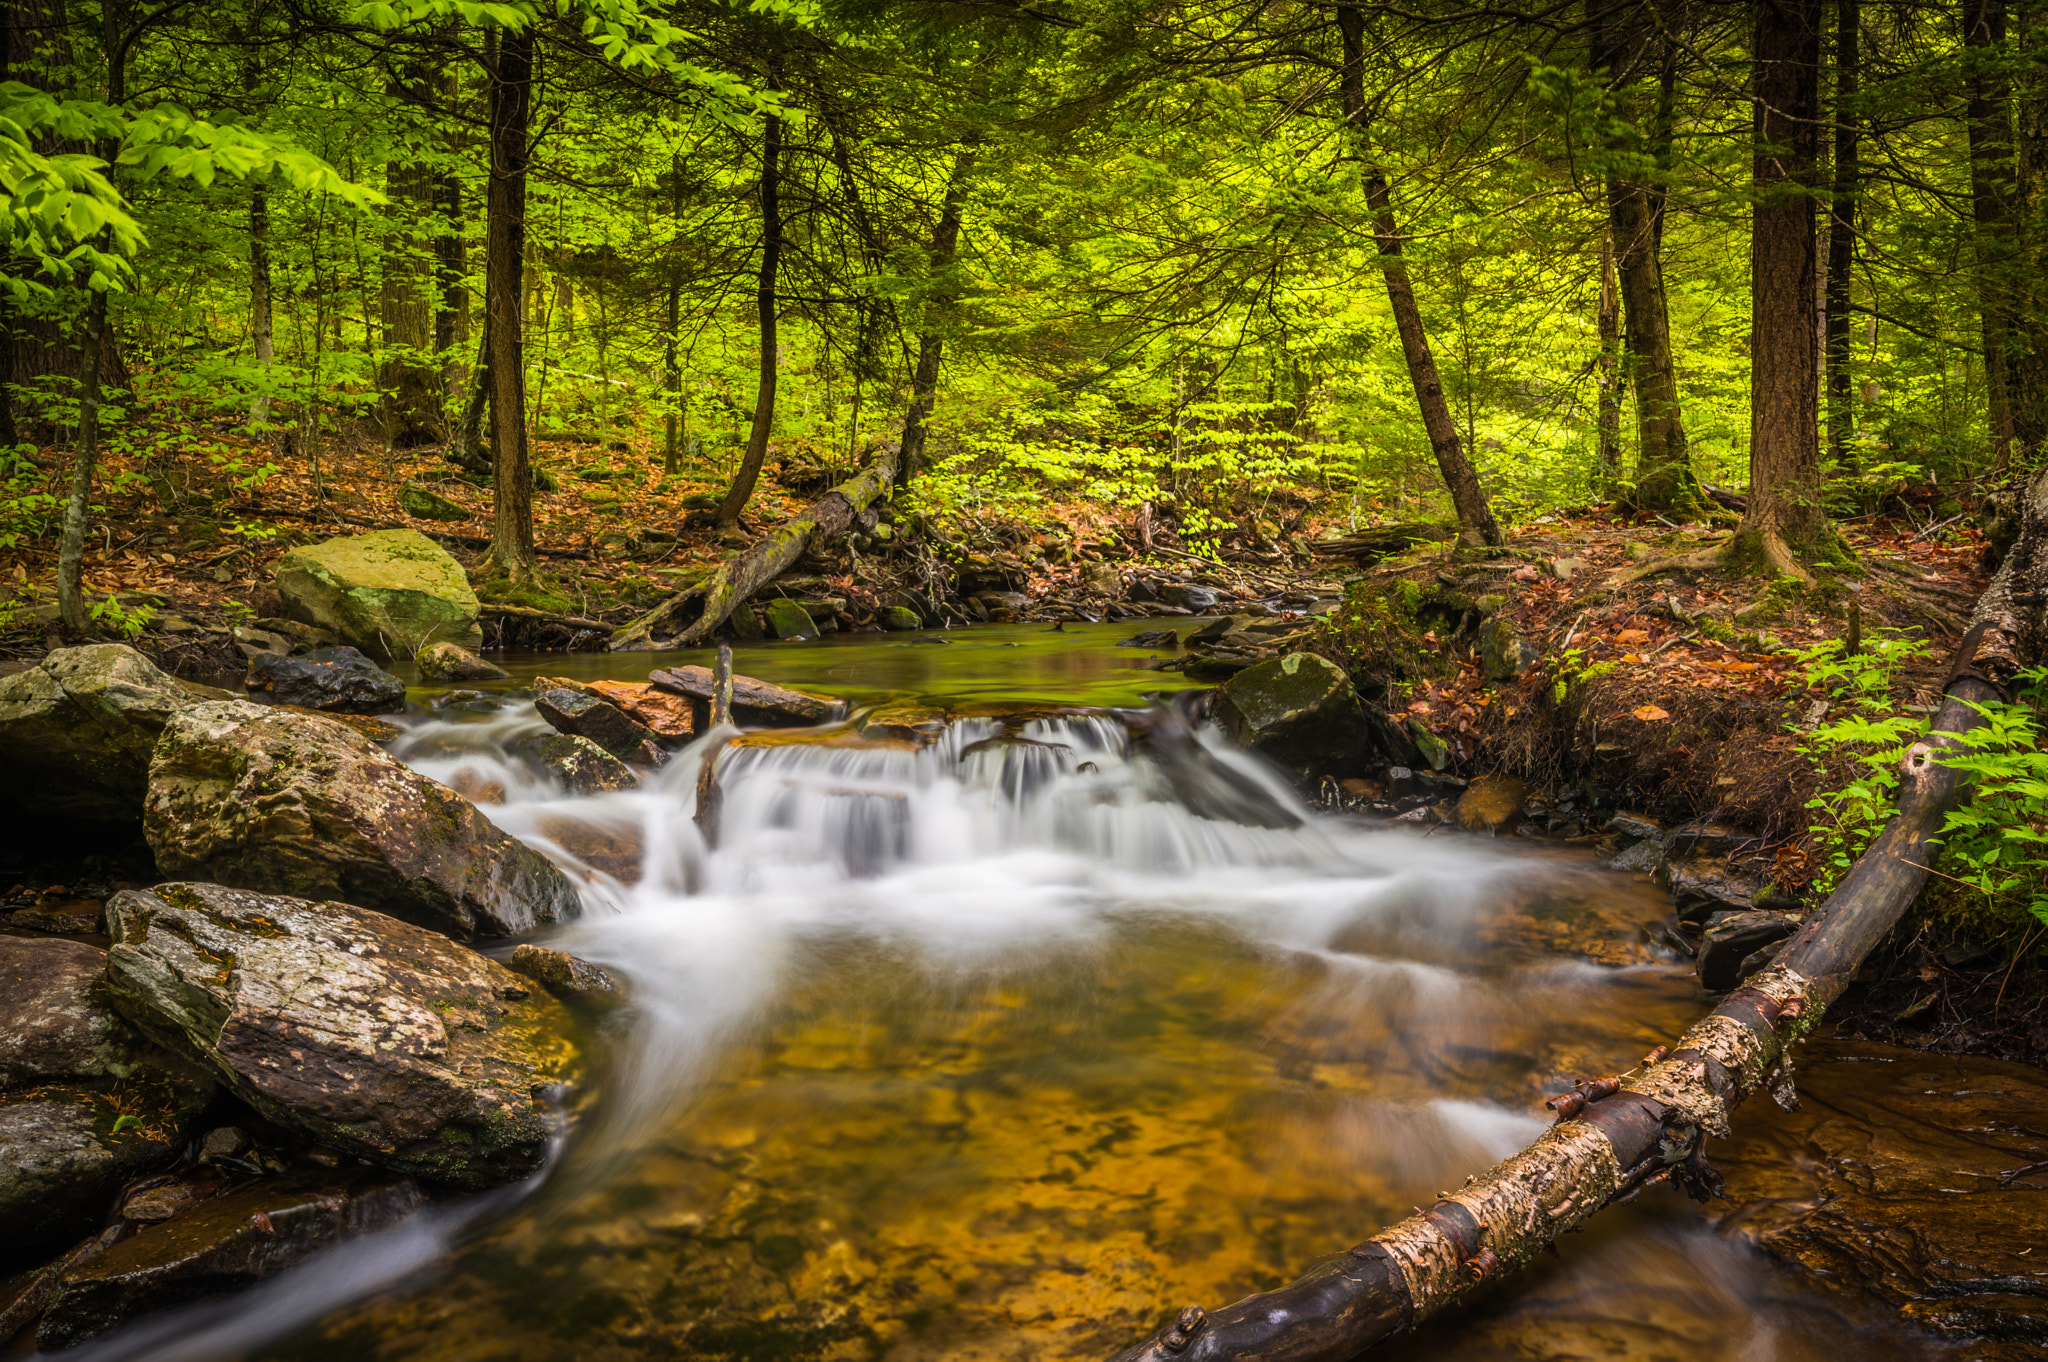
[711,642,733,728]
[1106,470,2048,1362]
[611,441,899,651]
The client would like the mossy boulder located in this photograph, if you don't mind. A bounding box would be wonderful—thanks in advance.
[879,606,922,631]
[0,936,215,1259]
[274,529,481,660]
[396,481,470,522]
[1216,652,1376,779]
[764,597,816,640]
[144,701,580,939]
[0,644,197,823]
[102,883,581,1189]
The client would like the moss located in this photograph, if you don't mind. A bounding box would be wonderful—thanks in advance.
[476,576,577,615]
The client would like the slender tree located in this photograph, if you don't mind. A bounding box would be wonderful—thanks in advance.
[1823,0,1860,469]
[485,23,539,579]
[1596,227,1622,485]
[716,103,784,528]
[895,146,975,489]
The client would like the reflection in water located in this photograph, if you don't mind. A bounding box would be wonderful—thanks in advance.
[63,697,1960,1362]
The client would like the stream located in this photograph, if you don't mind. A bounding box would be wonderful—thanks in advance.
[61,624,1976,1361]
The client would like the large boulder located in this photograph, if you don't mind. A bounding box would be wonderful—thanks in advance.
[245,645,407,715]
[1216,653,1375,778]
[145,701,580,938]
[0,644,193,822]
[36,1169,425,1349]
[103,883,582,1189]
[0,937,215,1260]
[273,529,481,660]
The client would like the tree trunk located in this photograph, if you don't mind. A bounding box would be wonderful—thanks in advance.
[662,274,684,474]
[448,317,492,474]
[380,150,444,447]
[1596,229,1622,486]
[1737,0,1828,577]
[248,180,274,425]
[716,108,783,528]
[614,442,899,650]
[433,168,467,402]
[1336,7,1502,548]
[1966,0,2016,472]
[1824,0,1860,470]
[1109,636,2015,1361]
[54,291,108,637]
[485,26,538,581]
[896,148,975,490]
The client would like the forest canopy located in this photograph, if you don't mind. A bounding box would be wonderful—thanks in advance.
[0,0,2031,621]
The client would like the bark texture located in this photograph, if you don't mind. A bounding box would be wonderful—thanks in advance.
[379,149,444,448]
[897,149,975,489]
[248,182,274,425]
[611,441,900,651]
[485,28,538,580]
[716,109,784,528]
[1596,229,1622,485]
[1337,7,1502,547]
[1965,0,2016,469]
[1737,0,1828,576]
[1823,0,1860,468]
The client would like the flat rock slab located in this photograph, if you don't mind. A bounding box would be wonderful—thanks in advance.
[649,665,841,726]
[146,700,579,939]
[1717,1039,2048,1349]
[37,1169,424,1349]
[0,644,194,822]
[105,883,582,1189]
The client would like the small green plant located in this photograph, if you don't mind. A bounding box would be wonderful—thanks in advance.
[1932,666,2048,932]
[89,593,154,639]
[1791,631,1930,890]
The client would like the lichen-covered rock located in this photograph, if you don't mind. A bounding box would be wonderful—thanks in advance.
[103,883,581,1189]
[273,528,481,660]
[535,688,663,761]
[145,701,580,938]
[416,640,508,682]
[516,732,638,797]
[0,937,215,1257]
[37,1169,425,1349]
[1216,653,1375,778]
[0,644,194,822]
[245,645,408,715]
[1478,617,1540,681]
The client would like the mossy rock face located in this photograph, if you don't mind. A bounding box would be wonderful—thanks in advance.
[103,882,581,1190]
[764,597,816,640]
[1216,653,1376,778]
[397,481,470,522]
[0,644,196,822]
[274,529,480,661]
[477,576,578,617]
[879,606,922,631]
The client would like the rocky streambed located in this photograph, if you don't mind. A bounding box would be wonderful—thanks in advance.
[0,637,2041,1358]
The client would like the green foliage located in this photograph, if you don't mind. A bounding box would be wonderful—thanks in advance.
[1932,667,2048,933]
[1791,632,1931,891]
[89,593,154,638]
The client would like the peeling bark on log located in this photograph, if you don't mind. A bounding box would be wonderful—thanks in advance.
[1307,522,1456,562]
[1109,615,2023,1360]
[610,441,899,651]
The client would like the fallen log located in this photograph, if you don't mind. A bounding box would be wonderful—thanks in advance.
[1307,522,1455,562]
[648,665,841,726]
[1108,479,2048,1361]
[610,441,899,651]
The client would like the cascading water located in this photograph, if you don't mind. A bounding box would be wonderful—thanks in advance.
[59,659,1956,1362]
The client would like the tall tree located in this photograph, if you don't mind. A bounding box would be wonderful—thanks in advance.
[1965,0,2016,470]
[1596,227,1622,486]
[1336,5,1502,548]
[715,101,783,528]
[895,146,975,489]
[485,23,538,580]
[1738,0,1829,575]
[1823,0,1860,468]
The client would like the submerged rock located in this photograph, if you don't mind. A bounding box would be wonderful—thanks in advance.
[415,641,508,682]
[535,688,665,762]
[145,701,580,938]
[508,944,624,1008]
[273,528,481,660]
[0,644,195,823]
[0,937,215,1259]
[1216,653,1374,778]
[104,883,581,1189]
[37,1169,426,1349]
[1455,775,1527,835]
[1118,629,1179,649]
[245,645,407,715]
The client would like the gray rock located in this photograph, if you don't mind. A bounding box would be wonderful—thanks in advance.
[145,701,580,939]
[273,529,482,660]
[245,645,407,715]
[0,937,214,1258]
[1606,838,1663,874]
[535,688,664,762]
[1216,653,1375,778]
[0,644,195,822]
[1158,583,1220,611]
[1661,852,1767,922]
[1118,629,1179,648]
[1080,562,1123,597]
[38,1169,426,1349]
[1697,910,1801,991]
[415,641,508,682]
[103,883,582,1189]
[1479,617,1540,681]
[763,597,815,640]
[508,945,624,1008]
[516,732,638,796]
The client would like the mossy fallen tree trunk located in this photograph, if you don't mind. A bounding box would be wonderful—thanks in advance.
[610,441,899,651]
[1109,475,2048,1360]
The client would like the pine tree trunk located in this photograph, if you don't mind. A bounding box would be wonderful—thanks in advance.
[485,26,538,580]
[1966,0,2017,471]
[1337,8,1502,548]
[1596,229,1622,486]
[896,149,975,490]
[716,109,783,528]
[1738,0,1828,576]
[1824,0,1860,470]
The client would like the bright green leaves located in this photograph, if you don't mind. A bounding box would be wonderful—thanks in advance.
[119,106,379,205]
[1933,665,2048,931]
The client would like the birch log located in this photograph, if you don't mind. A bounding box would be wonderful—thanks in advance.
[1108,482,2048,1361]
[610,441,899,651]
